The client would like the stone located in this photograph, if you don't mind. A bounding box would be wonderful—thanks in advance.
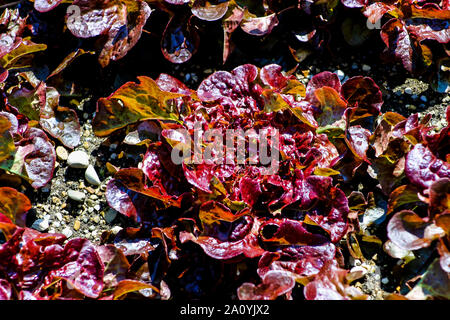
[85,165,101,186]
[111,226,123,234]
[31,219,49,232]
[73,220,81,231]
[105,209,118,223]
[362,64,371,71]
[61,227,73,238]
[55,212,63,221]
[404,87,413,95]
[335,70,345,80]
[67,150,89,168]
[56,146,69,161]
[420,95,427,102]
[68,189,85,202]
[52,221,61,228]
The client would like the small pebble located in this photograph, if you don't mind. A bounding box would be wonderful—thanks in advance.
[420,95,427,102]
[31,219,49,232]
[381,278,389,284]
[85,165,101,186]
[335,70,345,80]
[362,64,371,72]
[56,146,69,161]
[111,226,123,234]
[404,87,413,95]
[67,150,90,169]
[73,220,81,231]
[86,187,95,194]
[55,212,63,221]
[105,209,118,223]
[68,189,85,202]
[62,227,73,238]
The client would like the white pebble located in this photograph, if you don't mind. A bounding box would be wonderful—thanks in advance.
[85,165,101,186]
[67,150,90,168]
[56,146,69,161]
[105,209,118,223]
[404,87,413,95]
[31,219,49,232]
[335,70,345,80]
[68,189,85,202]
[362,64,371,71]
[61,227,73,238]
[55,212,63,221]
[111,226,123,234]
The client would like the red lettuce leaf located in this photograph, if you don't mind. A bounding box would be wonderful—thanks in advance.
[341,76,383,117]
[304,261,367,300]
[380,18,414,73]
[257,242,336,280]
[44,238,104,298]
[237,270,295,300]
[387,210,444,250]
[240,12,278,36]
[192,0,229,22]
[0,187,31,227]
[405,144,450,190]
[161,16,200,64]
[34,0,64,13]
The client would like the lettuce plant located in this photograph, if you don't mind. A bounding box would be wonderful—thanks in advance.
[0,59,449,299]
